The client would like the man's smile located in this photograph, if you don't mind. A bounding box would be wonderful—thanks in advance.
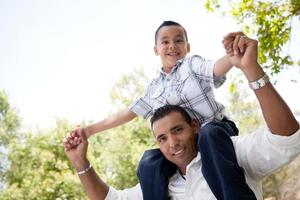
[172,148,184,156]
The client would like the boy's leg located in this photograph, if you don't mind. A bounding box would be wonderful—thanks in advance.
[198,119,257,200]
[137,148,177,200]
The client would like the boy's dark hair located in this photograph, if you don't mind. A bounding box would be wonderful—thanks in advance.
[154,21,188,44]
[150,105,192,128]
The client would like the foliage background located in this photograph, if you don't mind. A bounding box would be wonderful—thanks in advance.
[1,0,300,199]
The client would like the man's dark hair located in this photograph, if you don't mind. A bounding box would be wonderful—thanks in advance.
[150,105,192,128]
[154,21,188,44]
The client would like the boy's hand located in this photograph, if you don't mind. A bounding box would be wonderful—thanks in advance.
[64,126,87,151]
[223,32,259,71]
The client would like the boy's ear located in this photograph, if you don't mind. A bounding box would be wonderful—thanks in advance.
[154,46,159,55]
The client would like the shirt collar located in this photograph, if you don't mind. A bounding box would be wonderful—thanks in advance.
[186,152,201,172]
[159,57,185,77]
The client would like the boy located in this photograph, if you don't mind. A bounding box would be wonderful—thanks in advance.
[66,21,256,199]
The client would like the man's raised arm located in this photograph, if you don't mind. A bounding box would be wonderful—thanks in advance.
[223,32,299,136]
[63,131,109,200]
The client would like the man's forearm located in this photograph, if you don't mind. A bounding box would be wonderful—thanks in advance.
[244,64,299,136]
[78,168,110,200]
[73,159,109,200]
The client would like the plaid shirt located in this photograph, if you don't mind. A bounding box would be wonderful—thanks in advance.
[130,55,226,125]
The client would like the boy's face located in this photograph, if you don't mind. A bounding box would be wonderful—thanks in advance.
[154,25,190,73]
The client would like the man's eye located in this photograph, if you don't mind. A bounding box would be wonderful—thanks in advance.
[174,127,183,133]
[158,136,166,143]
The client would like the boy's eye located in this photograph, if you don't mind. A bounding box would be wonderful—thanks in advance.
[176,39,184,43]
[161,40,169,45]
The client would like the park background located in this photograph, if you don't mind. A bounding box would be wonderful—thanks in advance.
[0,0,300,199]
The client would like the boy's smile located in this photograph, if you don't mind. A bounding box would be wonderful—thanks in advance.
[154,25,190,73]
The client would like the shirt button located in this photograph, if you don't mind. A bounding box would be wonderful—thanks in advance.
[166,78,170,81]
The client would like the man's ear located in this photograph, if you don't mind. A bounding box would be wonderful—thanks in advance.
[154,46,159,55]
[191,119,199,135]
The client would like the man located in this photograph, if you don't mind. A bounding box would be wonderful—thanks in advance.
[63,33,300,200]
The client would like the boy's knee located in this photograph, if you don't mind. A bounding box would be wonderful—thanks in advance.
[197,123,229,148]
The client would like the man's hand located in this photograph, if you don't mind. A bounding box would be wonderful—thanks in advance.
[63,127,89,171]
[223,32,259,71]
[64,126,89,151]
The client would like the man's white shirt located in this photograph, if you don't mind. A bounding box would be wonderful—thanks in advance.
[105,123,300,200]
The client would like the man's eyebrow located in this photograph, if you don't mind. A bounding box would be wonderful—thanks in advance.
[155,133,165,140]
[170,125,182,132]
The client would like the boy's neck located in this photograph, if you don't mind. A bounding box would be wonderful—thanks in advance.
[162,66,174,74]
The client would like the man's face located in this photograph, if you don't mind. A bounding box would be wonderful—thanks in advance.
[154,25,190,73]
[152,111,198,173]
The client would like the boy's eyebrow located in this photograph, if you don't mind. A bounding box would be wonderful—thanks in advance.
[159,36,169,41]
[159,35,185,41]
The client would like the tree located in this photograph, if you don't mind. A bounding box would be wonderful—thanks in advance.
[0,119,87,200]
[0,90,20,146]
[0,90,20,191]
[204,0,300,75]
[90,67,155,189]
[226,77,263,134]
[1,67,154,198]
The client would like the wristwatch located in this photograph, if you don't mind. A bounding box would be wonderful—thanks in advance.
[249,73,270,90]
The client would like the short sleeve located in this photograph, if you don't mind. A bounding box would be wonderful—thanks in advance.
[129,83,153,119]
[189,55,226,88]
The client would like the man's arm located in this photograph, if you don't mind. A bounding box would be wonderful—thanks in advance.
[64,129,143,200]
[64,132,109,200]
[224,32,299,136]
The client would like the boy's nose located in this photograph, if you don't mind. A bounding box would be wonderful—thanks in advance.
[169,42,176,49]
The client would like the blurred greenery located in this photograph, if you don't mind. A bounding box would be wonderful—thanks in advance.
[0,68,155,199]
[204,0,300,75]
[1,1,300,199]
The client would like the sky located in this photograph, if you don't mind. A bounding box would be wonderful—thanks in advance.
[1,0,299,132]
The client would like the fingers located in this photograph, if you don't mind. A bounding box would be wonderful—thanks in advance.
[232,35,247,55]
[223,31,244,40]
[223,32,248,56]
[64,125,84,151]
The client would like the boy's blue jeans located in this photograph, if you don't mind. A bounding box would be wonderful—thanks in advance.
[137,118,257,200]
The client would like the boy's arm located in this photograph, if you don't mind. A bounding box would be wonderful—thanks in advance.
[84,108,137,137]
[213,32,246,77]
[213,54,234,77]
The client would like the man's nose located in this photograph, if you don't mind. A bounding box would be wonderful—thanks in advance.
[168,135,177,148]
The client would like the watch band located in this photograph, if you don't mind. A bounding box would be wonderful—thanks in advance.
[249,73,270,90]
